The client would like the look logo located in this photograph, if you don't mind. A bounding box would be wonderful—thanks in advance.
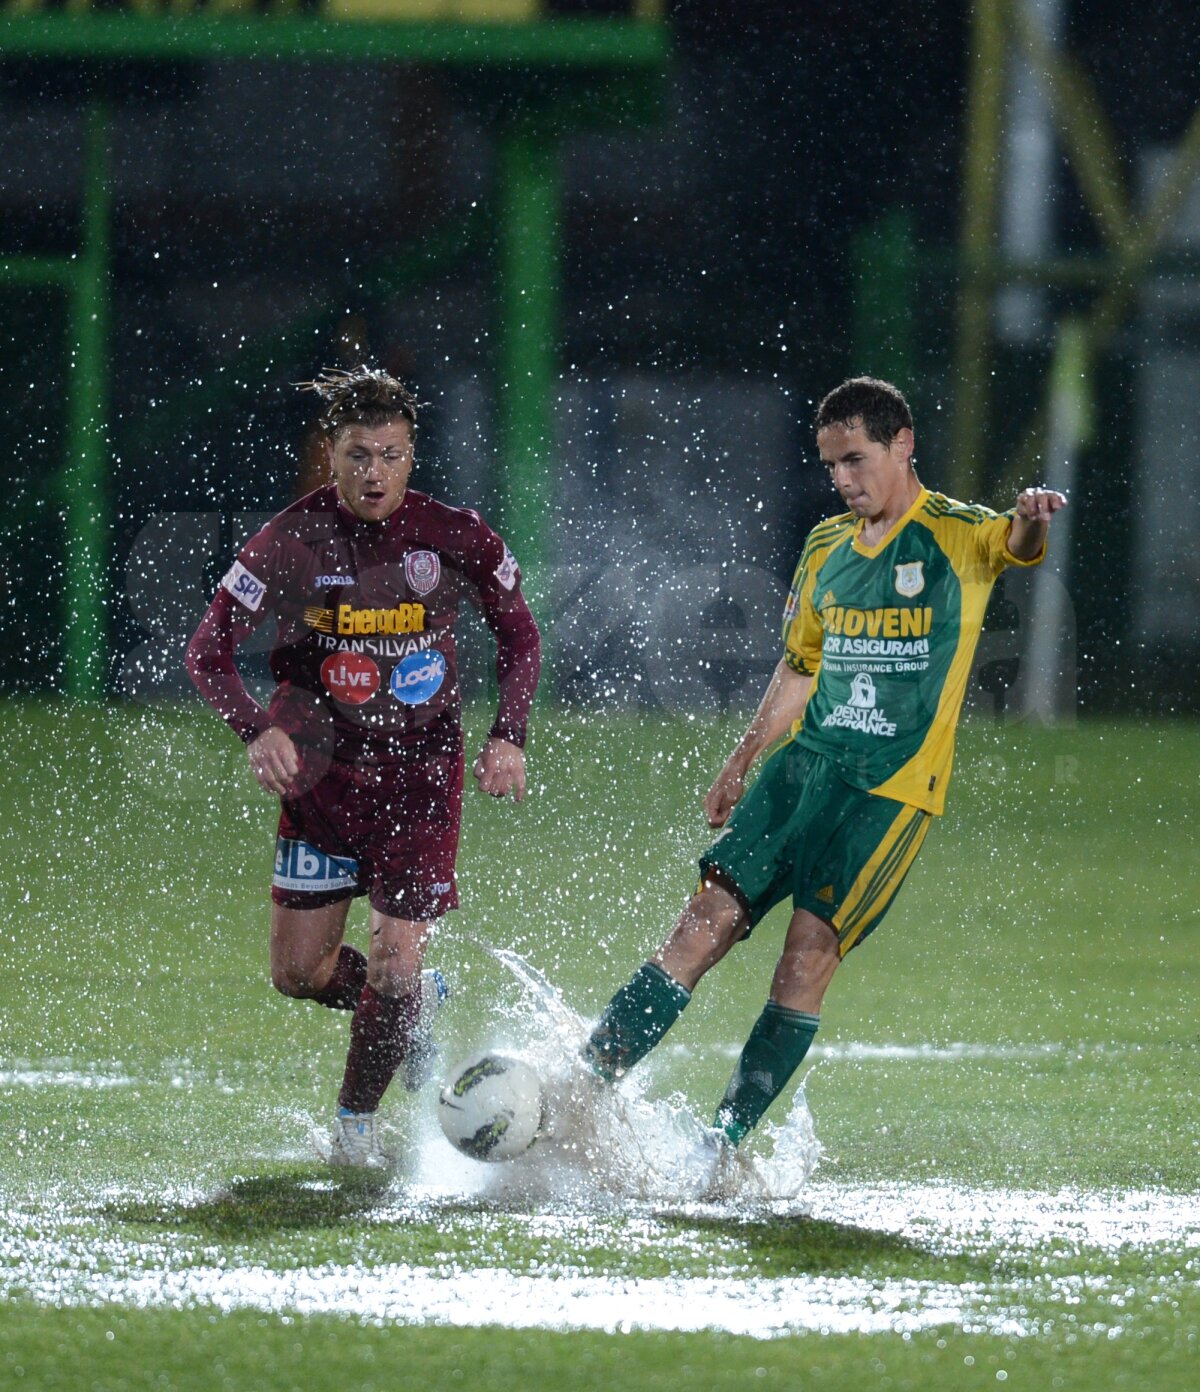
[321,652,381,705]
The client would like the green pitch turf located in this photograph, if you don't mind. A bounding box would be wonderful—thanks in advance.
[1,698,1197,1391]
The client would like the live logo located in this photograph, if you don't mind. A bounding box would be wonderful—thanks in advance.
[320,652,381,705]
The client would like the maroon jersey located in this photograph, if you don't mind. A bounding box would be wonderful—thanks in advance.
[186,485,541,767]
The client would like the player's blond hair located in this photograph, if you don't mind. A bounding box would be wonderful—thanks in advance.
[297,366,418,439]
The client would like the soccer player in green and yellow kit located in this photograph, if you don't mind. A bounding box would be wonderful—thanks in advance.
[583,376,1067,1171]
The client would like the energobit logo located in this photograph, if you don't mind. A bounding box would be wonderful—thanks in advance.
[337,603,425,636]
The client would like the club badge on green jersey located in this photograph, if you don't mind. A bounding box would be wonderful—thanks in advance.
[893,561,925,597]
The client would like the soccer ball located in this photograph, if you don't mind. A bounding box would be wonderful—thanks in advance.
[438,1052,545,1162]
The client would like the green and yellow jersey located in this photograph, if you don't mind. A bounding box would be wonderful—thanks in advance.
[782,486,1044,815]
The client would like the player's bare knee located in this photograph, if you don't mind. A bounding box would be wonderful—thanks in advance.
[367,962,420,997]
[700,888,746,942]
[271,963,319,998]
[772,913,840,1008]
[665,910,713,959]
[785,912,839,957]
[662,899,743,977]
[366,915,429,994]
[367,940,417,987]
[778,942,837,987]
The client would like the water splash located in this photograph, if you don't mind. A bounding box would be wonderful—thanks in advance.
[419,943,823,1209]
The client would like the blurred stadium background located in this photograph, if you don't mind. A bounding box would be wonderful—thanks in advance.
[1,0,1197,719]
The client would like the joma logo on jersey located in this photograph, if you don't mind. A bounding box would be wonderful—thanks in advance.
[823,605,932,638]
[336,603,426,636]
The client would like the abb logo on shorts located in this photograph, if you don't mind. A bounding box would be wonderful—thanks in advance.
[320,652,381,705]
[273,837,358,893]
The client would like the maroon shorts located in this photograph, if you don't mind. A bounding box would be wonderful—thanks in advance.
[271,740,464,921]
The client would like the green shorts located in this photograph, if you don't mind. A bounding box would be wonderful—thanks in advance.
[699,739,931,956]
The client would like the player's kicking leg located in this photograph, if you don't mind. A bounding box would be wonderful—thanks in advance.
[583,875,746,1080]
[584,892,833,1127]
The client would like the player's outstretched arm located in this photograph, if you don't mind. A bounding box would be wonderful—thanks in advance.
[704,661,813,827]
[1009,487,1068,561]
[473,736,527,802]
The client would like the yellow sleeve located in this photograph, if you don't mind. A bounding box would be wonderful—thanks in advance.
[979,509,1046,574]
[782,556,823,675]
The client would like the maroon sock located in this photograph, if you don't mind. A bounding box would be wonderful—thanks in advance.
[310,945,369,1011]
[337,983,421,1113]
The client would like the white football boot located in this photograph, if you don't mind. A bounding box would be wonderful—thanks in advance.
[401,968,450,1091]
[692,1126,770,1202]
[329,1109,390,1169]
[690,1124,735,1202]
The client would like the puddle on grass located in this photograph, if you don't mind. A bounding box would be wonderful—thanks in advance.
[4,955,1196,1340]
[801,1181,1200,1254]
[5,1062,1198,1339]
[3,1181,1195,1340]
[0,1243,1030,1337]
[3,1039,1196,1340]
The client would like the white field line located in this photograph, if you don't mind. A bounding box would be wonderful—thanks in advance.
[0,1059,238,1092]
[2,1183,1196,1341]
[0,1042,1113,1092]
[0,1064,137,1089]
[671,1041,1118,1063]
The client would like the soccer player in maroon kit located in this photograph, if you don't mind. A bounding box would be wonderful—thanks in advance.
[186,367,541,1166]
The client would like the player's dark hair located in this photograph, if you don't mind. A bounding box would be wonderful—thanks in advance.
[296,365,418,439]
[815,376,913,445]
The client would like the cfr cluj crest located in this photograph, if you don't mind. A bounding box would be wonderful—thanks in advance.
[893,561,925,597]
[404,549,441,596]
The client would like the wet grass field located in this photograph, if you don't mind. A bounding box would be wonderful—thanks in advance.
[1,699,1197,1390]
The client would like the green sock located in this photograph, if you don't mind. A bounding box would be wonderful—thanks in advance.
[584,962,691,1081]
[714,1001,819,1145]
